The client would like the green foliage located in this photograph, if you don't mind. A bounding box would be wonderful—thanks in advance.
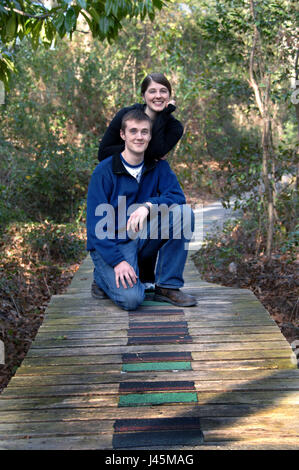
[198,183,299,273]
[194,189,298,275]
[21,221,86,263]
[1,143,94,226]
[192,218,245,274]
[275,186,299,255]
[280,225,299,259]
[0,0,298,263]
[0,0,168,87]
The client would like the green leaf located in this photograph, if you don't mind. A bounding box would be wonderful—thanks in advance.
[104,0,113,16]
[52,12,65,31]
[89,7,101,24]
[76,0,87,9]
[0,4,8,14]
[153,0,164,9]
[65,7,77,32]
[31,20,43,50]
[6,13,17,41]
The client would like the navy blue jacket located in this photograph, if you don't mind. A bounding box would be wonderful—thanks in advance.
[98,103,184,162]
[86,154,186,267]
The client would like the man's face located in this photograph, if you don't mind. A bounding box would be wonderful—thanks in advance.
[120,119,151,155]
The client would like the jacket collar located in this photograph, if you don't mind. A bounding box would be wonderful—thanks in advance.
[112,153,157,176]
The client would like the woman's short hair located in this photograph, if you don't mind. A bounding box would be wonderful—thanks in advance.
[121,109,152,132]
[141,73,172,96]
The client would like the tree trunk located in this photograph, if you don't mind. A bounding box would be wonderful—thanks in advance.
[262,117,275,258]
[249,0,275,260]
[294,49,299,191]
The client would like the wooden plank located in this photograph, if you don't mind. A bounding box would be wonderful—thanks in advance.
[35,326,281,337]
[31,332,284,348]
[34,324,284,338]
[25,341,292,358]
[1,391,299,413]
[0,435,113,450]
[15,357,296,377]
[38,319,277,332]
[0,434,297,450]
[1,382,299,402]
[42,301,270,313]
[5,368,299,389]
[0,401,298,423]
[19,348,295,368]
[2,378,299,400]
[39,316,275,328]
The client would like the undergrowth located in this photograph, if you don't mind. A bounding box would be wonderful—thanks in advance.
[0,221,86,391]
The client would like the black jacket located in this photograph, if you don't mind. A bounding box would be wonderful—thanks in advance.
[98,103,184,162]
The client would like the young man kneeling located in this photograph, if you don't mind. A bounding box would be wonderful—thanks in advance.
[86,109,196,311]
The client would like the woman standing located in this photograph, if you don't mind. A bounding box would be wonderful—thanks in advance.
[98,72,183,162]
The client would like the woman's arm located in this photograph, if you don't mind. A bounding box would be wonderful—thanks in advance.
[145,106,184,160]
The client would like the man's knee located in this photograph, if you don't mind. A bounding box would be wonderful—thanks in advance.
[117,285,144,311]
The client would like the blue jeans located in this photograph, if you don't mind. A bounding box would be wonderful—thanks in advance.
[90,204,194,311]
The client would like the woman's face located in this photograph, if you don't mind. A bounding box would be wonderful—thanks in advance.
[143,80,170,113]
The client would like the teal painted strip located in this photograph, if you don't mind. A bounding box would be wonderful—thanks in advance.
[119,392,198,407]
[122,361,192,372]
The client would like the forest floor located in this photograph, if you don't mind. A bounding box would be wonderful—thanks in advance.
[0,190,298,392]
[188,194,298,352]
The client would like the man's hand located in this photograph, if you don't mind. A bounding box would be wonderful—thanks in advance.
[114,261,138,289]
[127,205,150,233]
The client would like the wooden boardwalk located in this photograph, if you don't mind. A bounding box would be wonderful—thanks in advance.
[0,252,298,450]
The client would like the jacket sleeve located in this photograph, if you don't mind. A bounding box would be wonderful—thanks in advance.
[86,168,126,267]
[145,105,184,160]
[145,161,186,207]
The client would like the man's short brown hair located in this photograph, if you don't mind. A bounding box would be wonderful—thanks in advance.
[121,109,152,133]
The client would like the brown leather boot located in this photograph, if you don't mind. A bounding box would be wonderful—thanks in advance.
[91,281,108,299]
[154,286,197,307]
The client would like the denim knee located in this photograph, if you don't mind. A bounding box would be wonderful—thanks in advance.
[116,284,144,311]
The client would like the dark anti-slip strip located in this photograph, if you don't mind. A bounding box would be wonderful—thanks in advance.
[131,309,184,313]
[129,321,188,328]
[112,429,204,448]
[128,328,189,336]
[119,381,195,393]
[129,309,184,315]
[122,351,192,363]
[127,335,192,344]
[114,417,201,432]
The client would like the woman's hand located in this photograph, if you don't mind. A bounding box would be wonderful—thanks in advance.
[114,261,138,289]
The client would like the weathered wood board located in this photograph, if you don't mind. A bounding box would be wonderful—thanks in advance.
[0,253,298,450]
